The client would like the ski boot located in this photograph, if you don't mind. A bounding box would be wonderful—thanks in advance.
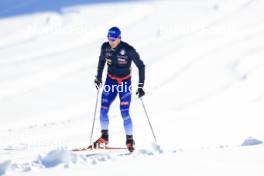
[93,130,109,149]
[126,135,135,152]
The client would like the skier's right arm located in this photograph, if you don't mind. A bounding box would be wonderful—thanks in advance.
[96,44,106,81]
[95,44,106,89]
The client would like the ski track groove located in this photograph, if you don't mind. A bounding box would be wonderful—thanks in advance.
[146,23,264,108]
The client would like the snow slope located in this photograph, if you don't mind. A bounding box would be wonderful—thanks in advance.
[1,0,264,175]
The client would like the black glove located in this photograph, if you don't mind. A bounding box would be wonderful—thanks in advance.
[94,77,102,90]
[136,88,145,98]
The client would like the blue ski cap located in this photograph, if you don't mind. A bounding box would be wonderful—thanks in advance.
[107,27,121,41]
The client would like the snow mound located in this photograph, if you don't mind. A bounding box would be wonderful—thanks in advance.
[241,137,263,146]
[0,144,171,175]
[151,142,164,153]
[0,160,11,176]
[136,143,165,156]
[40,150,77,168]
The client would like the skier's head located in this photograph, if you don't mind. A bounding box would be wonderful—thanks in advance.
[107,27,121,41]
[107,26,121,48]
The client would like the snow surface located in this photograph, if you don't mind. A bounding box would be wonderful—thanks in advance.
[1,0,264,175]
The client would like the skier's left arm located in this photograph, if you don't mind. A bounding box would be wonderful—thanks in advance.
[129,47,145,87]
[129,47,146,97]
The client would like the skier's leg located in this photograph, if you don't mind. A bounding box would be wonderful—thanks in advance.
[100,78,118,132]
[93,78,117,147]
[118,80,135,152]
[119,80,132,135]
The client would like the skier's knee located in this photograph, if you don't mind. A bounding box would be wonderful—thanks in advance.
[100,106,109,117]
[122,115,130,121]
[100,110,109,121]
[121,109,130,119]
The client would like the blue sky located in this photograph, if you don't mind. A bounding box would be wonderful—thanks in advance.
[0,0,142,19]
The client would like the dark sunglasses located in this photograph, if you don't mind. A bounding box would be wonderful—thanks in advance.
[108,36,118,42]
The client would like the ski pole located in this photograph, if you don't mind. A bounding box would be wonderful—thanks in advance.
[89,88,100,146]
[140,97,157,143]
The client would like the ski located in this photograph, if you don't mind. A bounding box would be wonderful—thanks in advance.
[72,145,127,152]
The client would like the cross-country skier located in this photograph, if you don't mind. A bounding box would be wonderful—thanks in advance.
[94,27,145,152]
